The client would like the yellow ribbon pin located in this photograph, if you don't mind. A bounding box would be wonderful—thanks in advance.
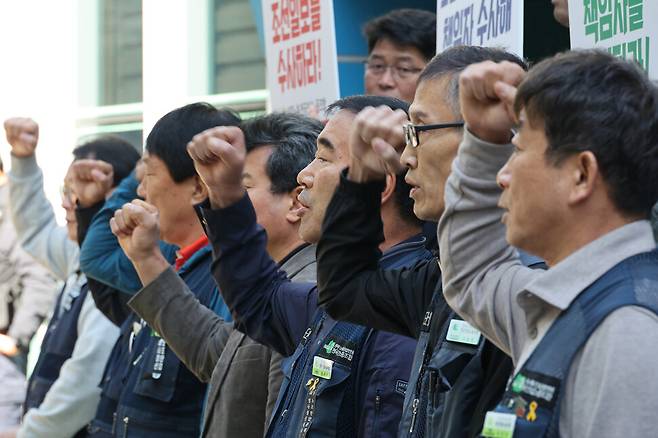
[526,401,538,422]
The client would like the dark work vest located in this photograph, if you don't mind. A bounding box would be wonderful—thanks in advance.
[400,252,545,438]
[482,250,658,438]
[24,272,88,438]
[267,236,431,437]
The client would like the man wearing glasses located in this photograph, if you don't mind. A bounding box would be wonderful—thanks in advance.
[363,9,436,103]
[316,46,537,438]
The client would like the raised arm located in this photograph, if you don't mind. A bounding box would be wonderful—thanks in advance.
[5,118,79,280]
[438,61,540,358]
[187,126,317,356]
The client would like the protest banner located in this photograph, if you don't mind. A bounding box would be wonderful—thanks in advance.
[436,0,523,57]
[570,0,656,79]
[262,0,340,118]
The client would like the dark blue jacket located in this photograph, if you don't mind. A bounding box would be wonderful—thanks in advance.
[203,194,431,437]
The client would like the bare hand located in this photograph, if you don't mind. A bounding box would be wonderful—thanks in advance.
[4,117,39,158]
[347,106,407,182]
[186,126,246,208]
[459,61,525,144]
[110,200,161,263]
[0,427,19,438]
[68,159,114,208]
[0,334,18,356]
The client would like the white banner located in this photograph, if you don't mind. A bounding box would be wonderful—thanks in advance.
[569,0,656,79]
[262,0,340,119]
[436,0,523,57]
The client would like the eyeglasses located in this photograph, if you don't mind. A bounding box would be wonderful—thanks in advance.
[364,60,423,79]
[403,122,464,148]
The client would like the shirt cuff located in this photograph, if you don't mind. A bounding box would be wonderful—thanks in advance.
[9,154,39,179]
[457,126,514,179]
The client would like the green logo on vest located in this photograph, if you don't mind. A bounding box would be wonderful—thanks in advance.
[511,374,526,393]
[323,340,336,354]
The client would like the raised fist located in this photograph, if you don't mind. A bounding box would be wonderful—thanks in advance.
[4,117,39,158]
[458,60,526,144]
[348,105,407,182]
[110,200,161,263]
[68,159,114,208]
[186,125,246,208]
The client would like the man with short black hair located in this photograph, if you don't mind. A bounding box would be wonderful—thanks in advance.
[363,9,436,103]
[109,112,322,438]
[84,102,238,437]
[440,49,658,437]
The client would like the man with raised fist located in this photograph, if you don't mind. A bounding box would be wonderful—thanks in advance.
[2,117,138,438]
[439,50,658,437]
[188,95,429,438]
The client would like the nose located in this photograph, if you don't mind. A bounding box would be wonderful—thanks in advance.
[496,160,512,189]
[378,67,396,89]
[400,143,417,169]
[137,178,147,199]
[296,162,314,188]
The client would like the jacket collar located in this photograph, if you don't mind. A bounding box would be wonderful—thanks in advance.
[523,220,656,312]
[280,244,316,279]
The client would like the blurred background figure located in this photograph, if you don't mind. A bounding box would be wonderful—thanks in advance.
[0,157,57,431]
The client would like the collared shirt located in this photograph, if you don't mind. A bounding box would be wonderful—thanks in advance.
[440,128,658,437]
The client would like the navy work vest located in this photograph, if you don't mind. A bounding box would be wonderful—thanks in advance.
[24,272,88,438]
[91,245,225,437]
[482,250,658,438]
[400,251,545,438]
[268,236,431,437]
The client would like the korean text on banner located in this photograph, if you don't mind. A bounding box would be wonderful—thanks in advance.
[436,0,524,57]
[262,0,340,118]
[569,0,656,79]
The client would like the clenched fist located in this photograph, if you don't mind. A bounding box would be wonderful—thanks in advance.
[4,117,39,158]
[348,105,407,182]
[68,159,114,208]
[458,60,526,144]
[187,126,247,209]
[110,200,161,264]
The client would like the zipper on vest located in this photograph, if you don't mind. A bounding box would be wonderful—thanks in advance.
[122,417,129,438]
[409,398,419,433]
[111,412,117,435]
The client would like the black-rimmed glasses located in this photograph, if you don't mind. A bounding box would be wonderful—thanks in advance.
[403,122,464,148]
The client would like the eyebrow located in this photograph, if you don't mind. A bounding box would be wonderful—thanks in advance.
[409,109,427,123]
[318,137,335,151]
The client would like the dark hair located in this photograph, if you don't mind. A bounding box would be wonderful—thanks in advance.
[145,102,241,183]
[364,9,436,61]
[73,136,141,187]
[515,49,658,217]
[241,112,322,194]
[418,46,528,115]
[326,95,422,227]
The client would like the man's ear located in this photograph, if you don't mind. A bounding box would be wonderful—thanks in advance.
[381,174,396,206]
[191,175,209,205]
[286,186,303,224]
[568,151,598,206]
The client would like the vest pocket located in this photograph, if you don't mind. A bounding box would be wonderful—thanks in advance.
[132,337,180,402]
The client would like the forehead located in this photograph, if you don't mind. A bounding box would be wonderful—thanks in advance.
[318,110,355,159]
[370,38,426,64]
[409,76,456,122]
[244,145,274,175]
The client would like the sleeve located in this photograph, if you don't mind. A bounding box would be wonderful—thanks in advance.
[18,293,119,438]
[437,128,541,358]
[76,202,132,326]
[7,154,79,280]
[128,267,232,382]
[203,194,318,357]
[78,172,178,294]
[316,170,441,339]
